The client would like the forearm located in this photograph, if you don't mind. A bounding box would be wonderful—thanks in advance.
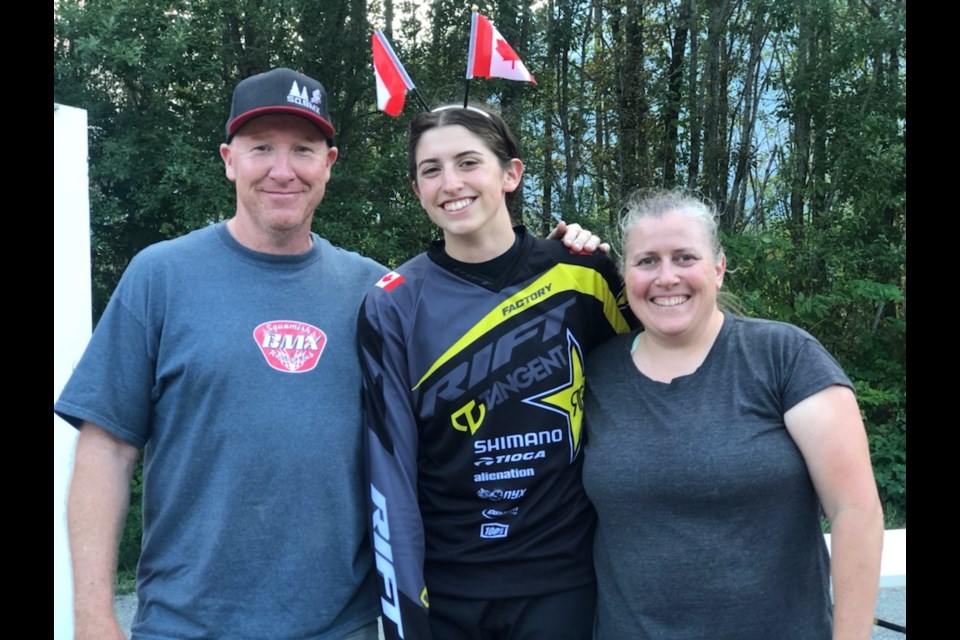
[828,503,884,640]
[365,393,431,640]
[67,423,139,638]
[783,385,885,640]
[359,306,432,640]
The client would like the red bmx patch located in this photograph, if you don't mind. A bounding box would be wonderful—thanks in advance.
[253,320,328,373]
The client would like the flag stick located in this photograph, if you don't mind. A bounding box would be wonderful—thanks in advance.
[874,617,906,634]
[464,6,479,108]
[414,87,431,112]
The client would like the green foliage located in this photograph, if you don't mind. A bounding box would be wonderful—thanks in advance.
[55,0,905,568]
[118,460,144,577]
[723,213,906,526]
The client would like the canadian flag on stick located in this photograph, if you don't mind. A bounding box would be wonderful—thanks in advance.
[372,29,416,116]
[466,11,536,84]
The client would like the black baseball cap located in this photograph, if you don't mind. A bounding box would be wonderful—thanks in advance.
[226,68,336,142]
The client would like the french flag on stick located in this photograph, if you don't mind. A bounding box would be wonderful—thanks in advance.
[466,10,536,84]
[372,29,416,117]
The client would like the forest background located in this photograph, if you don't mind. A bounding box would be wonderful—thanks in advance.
[53,0,906,581]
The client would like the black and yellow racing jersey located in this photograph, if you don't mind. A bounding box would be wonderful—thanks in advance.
[359,227,633,640]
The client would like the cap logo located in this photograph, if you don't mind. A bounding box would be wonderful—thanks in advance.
[253,320,328,373]
[287,80,323,117]
[311,89,323,105]
[289,80,308,101]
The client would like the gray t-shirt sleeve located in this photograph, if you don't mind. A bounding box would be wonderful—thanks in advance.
[54,249,160,448]
[780,332,853,412]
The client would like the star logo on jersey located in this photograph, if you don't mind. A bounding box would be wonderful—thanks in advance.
[253,320,327,373]
[522,330,585,462]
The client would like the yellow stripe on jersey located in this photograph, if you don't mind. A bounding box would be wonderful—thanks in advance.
[412,263,629,391]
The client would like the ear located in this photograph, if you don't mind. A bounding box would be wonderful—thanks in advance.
[325,144,338,168]
[502,158,524,193]
[219,143,236,182]
[411,179,422,198]
[715,253,726,289]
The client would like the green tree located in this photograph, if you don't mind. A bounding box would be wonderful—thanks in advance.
[55,0,906,574]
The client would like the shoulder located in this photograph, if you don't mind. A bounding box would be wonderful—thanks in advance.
[586,332,634,373]
[313,235,388,285]
[531,235,619,272]
[370,252,432,293]
[722,314,822,354]
[528,236,624,296]
[591,331,634,357]
[721,314,851,399]
[728,314,811,336]
[128,224,219,268]
[111,225,222,296]
[360,252,432,318]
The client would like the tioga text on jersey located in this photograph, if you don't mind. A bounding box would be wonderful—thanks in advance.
[359,229,632,640]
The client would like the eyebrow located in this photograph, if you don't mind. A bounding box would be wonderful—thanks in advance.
[417,149,484,169]
[632,247,700,256]
[241,131,325,144]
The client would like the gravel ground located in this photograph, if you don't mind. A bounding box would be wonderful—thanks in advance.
[872,586,908,639]
[115,586,906,638]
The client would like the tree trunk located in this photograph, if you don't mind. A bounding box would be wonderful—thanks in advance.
[662,0,690,187]
[686,0,701,188]
[702,0,732,212]
[728,3,770,233]
[618,0,650,198]
[789,0,813,242]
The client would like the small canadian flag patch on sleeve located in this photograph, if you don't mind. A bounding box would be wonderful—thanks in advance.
[376,271,405,291]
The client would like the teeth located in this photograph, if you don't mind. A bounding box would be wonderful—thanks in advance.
[653,296,688,307]
[444,198,472,212]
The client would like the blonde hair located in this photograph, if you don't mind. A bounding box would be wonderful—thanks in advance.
[618,188,742,314]
[619,189,722,265]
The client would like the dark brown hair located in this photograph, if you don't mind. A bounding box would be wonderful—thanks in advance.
[408,104,523,214]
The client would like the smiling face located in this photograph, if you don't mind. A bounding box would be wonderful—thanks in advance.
[412,124,522,262]
[623,210,726,346]
[220,114,337,254]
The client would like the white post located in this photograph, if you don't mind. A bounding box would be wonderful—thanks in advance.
[824,528,907,587]
[53,103,92,640]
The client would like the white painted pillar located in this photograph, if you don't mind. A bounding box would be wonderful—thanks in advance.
[53,103,92,640]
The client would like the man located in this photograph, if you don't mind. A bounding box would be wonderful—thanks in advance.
[56,68,387,640]
[55,67,600,639]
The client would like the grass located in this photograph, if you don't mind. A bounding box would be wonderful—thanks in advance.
[116,568,137,596]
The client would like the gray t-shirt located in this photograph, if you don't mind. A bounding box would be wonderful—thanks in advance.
[582,313,851,640]
[56,222,386,639]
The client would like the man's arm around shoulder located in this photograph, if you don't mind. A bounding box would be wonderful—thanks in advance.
[68,422,140,640]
